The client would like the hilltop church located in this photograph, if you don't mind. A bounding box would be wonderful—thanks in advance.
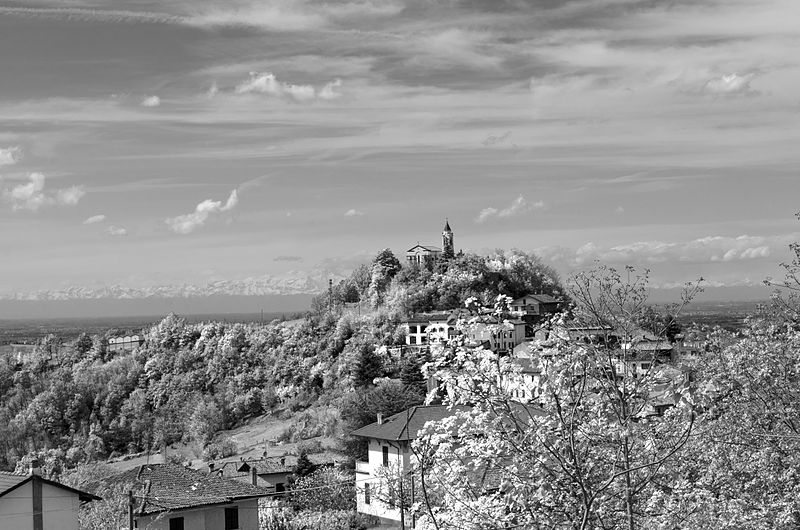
[405,220,455,267]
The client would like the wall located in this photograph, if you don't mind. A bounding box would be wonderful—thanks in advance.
[356,438,414,521]
[136,500,261,530]
[0,481,34,530]
[41,482,80,530]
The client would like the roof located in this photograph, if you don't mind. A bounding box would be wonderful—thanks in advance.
[0,471,27,494]
[443,219,452,232]
[352,405,468,442]
[352,404,544,441]
[100,464,270,516]
[0,471,100,502]
[513,294,560,305]
[406,244,442,253]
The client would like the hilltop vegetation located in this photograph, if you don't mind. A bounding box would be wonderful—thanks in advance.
[0,249,563,473]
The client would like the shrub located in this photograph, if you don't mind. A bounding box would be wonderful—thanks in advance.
[202,436,237,461]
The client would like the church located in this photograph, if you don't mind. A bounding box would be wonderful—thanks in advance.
[405,220,455,267]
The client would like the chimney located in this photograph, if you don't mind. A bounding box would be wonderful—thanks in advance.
[251,466,257,486]
[29,459,41,477]
[377,413,383,425]
[208,463,215,473]
[280,457,286,467]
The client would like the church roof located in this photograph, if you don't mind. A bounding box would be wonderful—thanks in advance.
[407,244,442,253]
[443,219,452,232]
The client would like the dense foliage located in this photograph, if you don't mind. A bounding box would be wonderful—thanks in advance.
[0,249,562,475]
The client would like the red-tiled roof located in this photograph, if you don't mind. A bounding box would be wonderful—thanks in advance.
[101,464,270,515]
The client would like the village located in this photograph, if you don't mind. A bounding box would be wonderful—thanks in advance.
[0,222,706,530]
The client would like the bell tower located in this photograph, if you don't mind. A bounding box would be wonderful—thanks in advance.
[442,219,454,259]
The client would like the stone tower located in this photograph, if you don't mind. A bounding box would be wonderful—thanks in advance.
[442,219,454,259]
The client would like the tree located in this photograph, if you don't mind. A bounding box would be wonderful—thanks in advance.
[293,451,316,479]
[413,266,702,530]
[350,341,383,388]
[289,467,355,512]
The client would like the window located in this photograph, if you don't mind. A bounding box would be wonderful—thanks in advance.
[364,483,371,504]
[275,483,285,493]
[409,325,417,333]
[225,507,239,530]
[641,363,651,371]
[169,518,184,530]
[382,446,389,467]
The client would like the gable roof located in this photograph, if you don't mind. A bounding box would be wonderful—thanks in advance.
[406,244,442,253]
[513,294,560,305]
[352,405,467,442]
[100,464,270,516]
[352,403,545,442]
[0,471,100,502]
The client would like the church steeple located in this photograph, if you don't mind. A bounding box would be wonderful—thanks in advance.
[442,218,454,259]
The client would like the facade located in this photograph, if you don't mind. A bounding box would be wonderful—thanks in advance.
[0,467,99,530]
[107,334,144,353]
[352,406,464,524]
[102,464,270,530]
[405,244,442,267]
[403,311,457,347]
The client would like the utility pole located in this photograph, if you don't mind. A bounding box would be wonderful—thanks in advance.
[127,490,134,530]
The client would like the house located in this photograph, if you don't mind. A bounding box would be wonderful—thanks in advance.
[0,463,99,530]
[210,452,348,496]
[403,311,457,347]
[102,463,271,530]
[352,403,543,524]
[403,310,524,353]
[107,334,144,353]
[511,294,560,318]
[351,405,468,524]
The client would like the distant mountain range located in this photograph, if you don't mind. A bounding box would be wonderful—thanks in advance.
[0,270,348,302]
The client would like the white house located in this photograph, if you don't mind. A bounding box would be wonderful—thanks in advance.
[103,463,270,530]
[352,405,464,525]
[0,465,99,530]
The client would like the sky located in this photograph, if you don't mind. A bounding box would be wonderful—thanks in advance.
[1,0,799,304]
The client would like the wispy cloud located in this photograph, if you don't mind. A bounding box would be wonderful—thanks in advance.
[0,146,21,167]
[476,196,545,223]
[83,214,106,225]
[2,173,85,211]
[344,208,364,217]
[141,95,161,107]
[274,255,303,262]
[165,189,239,234]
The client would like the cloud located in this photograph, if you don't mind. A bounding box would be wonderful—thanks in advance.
[615,206,625,215]
[0,146,21,167]
[274,255,303,262]
[141,95,161,107]
[1,173,85,211]
[702,73,758,97]
[344,208,364,217]
[105,225,128,236]
[476,195,545,223]
[234,72,342,102]
[165,189,239,234]
[318,79,343,100]
[536,234,791,268]
[83,214,107,225]
[482,131,511,147]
